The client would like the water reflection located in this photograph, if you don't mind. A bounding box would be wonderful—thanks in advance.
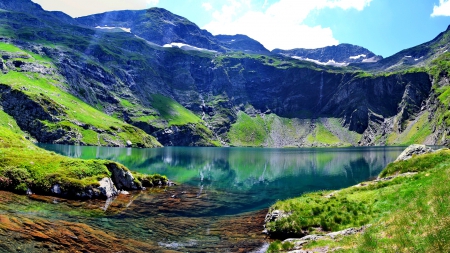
[38,145,405,213]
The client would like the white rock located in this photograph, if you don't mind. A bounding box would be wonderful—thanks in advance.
[98,177,118,198]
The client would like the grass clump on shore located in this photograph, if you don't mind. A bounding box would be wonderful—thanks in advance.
[266,149,450,252]
[0,123,167,197]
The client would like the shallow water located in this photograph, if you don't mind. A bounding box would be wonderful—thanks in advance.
[2,145,406,252]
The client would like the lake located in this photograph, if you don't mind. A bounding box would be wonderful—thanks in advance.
[1,145,406,252]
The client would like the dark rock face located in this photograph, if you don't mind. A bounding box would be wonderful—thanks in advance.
[0,0,442,147]
[0,84,69,143]
[273,43,382,64]
[322,72,432,134]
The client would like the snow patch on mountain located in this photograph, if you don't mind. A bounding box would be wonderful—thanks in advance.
[163,43,217,53]
[291,56,349,67]
[349,54,366,60]
[95,26,131,33]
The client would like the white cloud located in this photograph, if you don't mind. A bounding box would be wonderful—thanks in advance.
[431,0,450,17]
[203,0,372,50]
[202,2,213,11]
[31,0,159,17]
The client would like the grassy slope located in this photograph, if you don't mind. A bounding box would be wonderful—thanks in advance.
[149,94,202,127]
[266,149,450,252]
[228,112,356,147]
[0,42,161,147]
[0,111,166,195]
[130,94,218,146]
[386,112,432,145]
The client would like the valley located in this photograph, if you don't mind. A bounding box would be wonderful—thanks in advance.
[0,0,450,252]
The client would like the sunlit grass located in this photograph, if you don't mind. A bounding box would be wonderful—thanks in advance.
[266,150,450,252]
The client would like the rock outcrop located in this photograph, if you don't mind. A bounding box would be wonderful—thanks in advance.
[106,162,141,190]
[98,177,118,198]
[394,144,433,162]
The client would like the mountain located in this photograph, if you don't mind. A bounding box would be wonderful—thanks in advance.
[0,0,449,148]
[355,25,450,72]
[273,43,383,66]
[215,34,270,54]
[76,8,225,52]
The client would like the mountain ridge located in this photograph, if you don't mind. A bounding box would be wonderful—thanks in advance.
[273,43,382,66]
[0,0,449,148]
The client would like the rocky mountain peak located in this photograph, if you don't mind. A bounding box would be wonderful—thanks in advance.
[273,44,382,67]
[215,34,270,54]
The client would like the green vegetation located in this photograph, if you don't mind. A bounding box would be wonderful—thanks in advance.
[228,111,267,146]
[0,99,167,193]
[149,94,202,126]
[386,112,432,145]
[0,110,23,135]
[267,240,295,253]
[228,113,356,147]
[0,124,167,196]
[0,42,22,52]
[306,123,341,145]
[266,149,450,252]
[0,43,161,147]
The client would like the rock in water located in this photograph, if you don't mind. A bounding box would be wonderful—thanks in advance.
[395,144,433,162]
[126,140,132,147]
[98,177,118,198]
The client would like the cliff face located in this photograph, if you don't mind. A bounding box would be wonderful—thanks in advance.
[0,1,443,147]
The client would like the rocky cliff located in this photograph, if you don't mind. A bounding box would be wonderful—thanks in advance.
[0,0,447,147]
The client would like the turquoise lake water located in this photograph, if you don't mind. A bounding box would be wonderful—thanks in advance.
[29,145,407,251]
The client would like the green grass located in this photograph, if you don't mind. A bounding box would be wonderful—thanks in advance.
[228,111,267,147]
[386,112,432,145]
[0,71,161,147]
[0,124,167,196]
[305,122,343,146]
[0,42,22,53]
[266,149,450,252]
[119,98,133,108]
[0,43,161,147]
[315,124,341,145]
[0,110,24,135]
[150,94,202,126]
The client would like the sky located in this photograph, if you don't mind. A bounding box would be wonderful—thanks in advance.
[31,0,450,57]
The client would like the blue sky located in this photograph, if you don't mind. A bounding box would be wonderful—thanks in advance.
[32,0,450,57]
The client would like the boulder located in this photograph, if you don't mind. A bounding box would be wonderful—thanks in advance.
[395,144,433,162]
[106,162,140,190]
[98,177,118,198]
[126,140,132,147]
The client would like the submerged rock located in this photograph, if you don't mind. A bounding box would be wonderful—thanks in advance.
[395,144,433,162]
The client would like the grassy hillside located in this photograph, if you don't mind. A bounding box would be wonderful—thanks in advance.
[228,112,358,147]
[266,148,450,252]
[386,112,432,145]
[0,42,161,148]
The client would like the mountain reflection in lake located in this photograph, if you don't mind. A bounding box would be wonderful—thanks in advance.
[38,145,404,215]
